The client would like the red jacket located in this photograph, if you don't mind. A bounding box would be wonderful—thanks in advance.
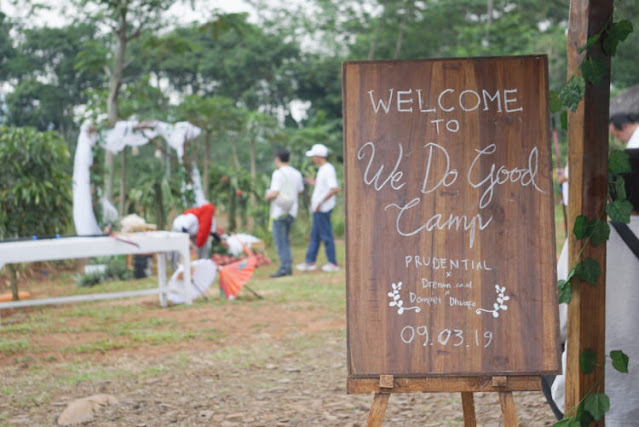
[184,203,215,247]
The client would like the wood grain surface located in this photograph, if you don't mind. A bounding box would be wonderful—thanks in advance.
[343,56,560,379]
[564,0,612,417]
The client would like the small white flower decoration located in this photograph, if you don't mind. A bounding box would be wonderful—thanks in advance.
[476,284,510,318]
[388,281,420,315]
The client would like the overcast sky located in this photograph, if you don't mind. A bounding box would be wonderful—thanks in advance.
[1,0,255,28]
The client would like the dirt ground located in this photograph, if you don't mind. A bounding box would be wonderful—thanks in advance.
[0,264,558,426]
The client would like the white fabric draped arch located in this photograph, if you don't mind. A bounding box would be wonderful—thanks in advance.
[73,122,102,235]
[73,120,204,235]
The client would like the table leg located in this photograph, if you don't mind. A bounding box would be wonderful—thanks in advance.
[183,247,192,305]
[157,252,167,307]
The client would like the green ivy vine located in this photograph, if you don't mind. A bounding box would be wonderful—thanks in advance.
[548,12,634,427]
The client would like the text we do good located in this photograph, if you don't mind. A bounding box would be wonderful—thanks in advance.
[359,86,546,248]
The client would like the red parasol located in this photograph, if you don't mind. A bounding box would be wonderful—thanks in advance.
[218,253,257,300]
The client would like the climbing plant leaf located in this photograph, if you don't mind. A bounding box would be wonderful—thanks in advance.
[589,220,610,247]
[576,400,595,426]
[584,393,610,421]
[609,150,631,175]
[603,20,633,56]
[580,348,597,374]
[559,76,585,112]
[613,176,627,201]
[558,280,572,304]
[611,350,629,373]
[578,34,600,54]
[581,57,607,86]
[573,215,590,239]
[575,258,601,285]
[607,199,633,223]
[553,417,580,427]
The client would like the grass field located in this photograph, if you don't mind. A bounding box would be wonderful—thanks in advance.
[0,236,557,426]
[0,199,572,425]
[1,199,567,358]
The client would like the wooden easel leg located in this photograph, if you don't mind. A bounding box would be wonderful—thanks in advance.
[461,392,476,426]
[498,391,518,427]
[366,393,390,427]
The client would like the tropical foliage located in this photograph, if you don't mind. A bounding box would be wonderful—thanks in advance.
[0,125,72,298]
[0,1,637,236]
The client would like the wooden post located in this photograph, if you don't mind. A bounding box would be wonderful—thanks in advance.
[565,0,613,422]
[356,376,540,426]
[460,392,476,426]
[498,392,518,426]
[366,375,394,426]
[367,393,390,427]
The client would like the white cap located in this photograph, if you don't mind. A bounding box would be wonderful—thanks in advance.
[305,143,329,158]
[171,213,199,236]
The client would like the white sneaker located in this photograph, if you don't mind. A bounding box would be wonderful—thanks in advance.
[296,262,317,272]
[321,263,340,272]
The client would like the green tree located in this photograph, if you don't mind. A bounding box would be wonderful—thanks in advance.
[0,126,72,300]
[294,54,343,125]
[5,79,65,130]
[125,147,186,230]
[152,14,300,113]
[242,111,281,208]
[145,22,221,96]
[0,12,17,85]
[174,95,246,201]
[71,0,176,205]
[3,23,104,140]
[118,74,170,120]
[611,1,639,88]
[207,164,261,232]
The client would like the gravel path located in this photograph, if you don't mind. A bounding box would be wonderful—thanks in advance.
[2,329,557,426]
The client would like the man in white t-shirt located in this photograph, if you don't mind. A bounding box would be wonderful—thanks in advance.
[296,144,341,273]
[265,148,304,277]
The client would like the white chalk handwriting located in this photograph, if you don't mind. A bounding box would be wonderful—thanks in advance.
[405,255,492,271]
[384,199,492,248]
[358,140,546,207]
[400,325,494,348]
[467,144,546,209]
[357,142,406,191]
[356,140,548,246]
[367,88,523,114]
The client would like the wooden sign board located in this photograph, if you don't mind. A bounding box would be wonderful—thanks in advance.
[343,56,560,383]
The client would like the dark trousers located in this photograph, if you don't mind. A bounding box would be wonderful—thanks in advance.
[272,215,294,273]
[305,210,336,265]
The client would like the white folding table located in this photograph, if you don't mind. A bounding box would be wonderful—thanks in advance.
[0,231,191,323]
